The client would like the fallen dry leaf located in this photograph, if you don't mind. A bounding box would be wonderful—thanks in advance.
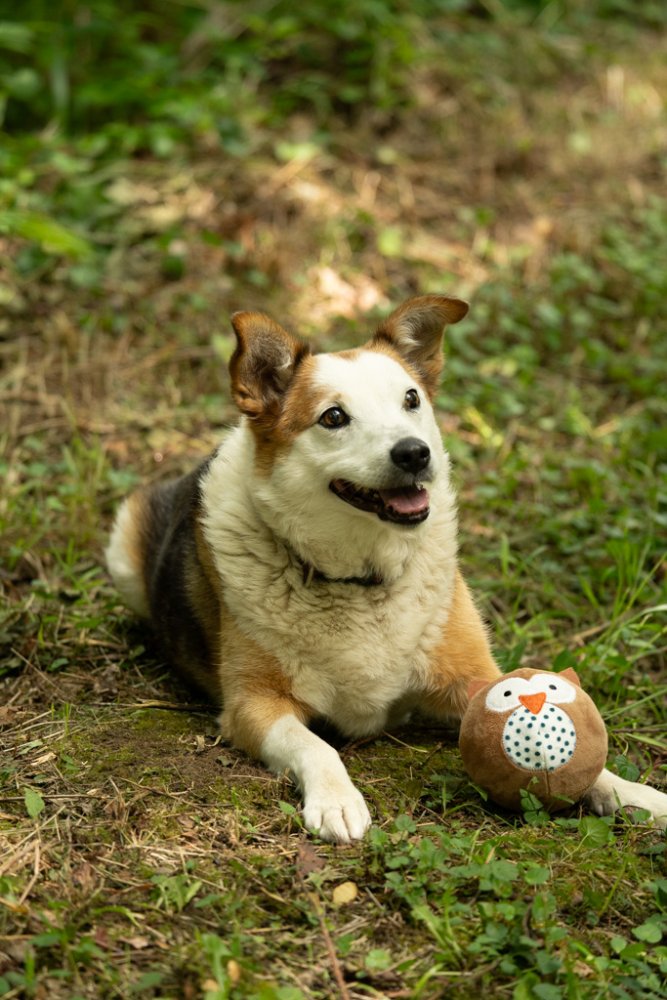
[124,936,151,950]
[0,706,19,726]
[226,960,241,984]
[332,881,358,907]
[296,841,325,878]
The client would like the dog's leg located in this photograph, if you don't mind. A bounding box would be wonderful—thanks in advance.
[418,570,502,720]
[261,714,372,843]
[585,769,667,829]
[220,652,371,844]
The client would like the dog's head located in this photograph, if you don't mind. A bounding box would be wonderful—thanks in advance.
[228,295,467,536]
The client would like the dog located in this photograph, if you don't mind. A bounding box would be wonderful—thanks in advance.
[106,295,667,842]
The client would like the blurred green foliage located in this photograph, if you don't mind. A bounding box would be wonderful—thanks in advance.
[0,0,465,147]
[2,0,665,262]
[2,0,665,148]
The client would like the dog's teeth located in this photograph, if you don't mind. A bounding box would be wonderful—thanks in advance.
[416,481,423,491]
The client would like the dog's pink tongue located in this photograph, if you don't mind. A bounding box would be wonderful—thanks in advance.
[379,486,430,515]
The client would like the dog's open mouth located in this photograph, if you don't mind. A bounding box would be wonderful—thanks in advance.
[329,479,430,525]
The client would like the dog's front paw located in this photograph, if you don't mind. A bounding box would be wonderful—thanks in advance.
[261,716,372,843]
[302,781,372,844]
[586,768,667,829]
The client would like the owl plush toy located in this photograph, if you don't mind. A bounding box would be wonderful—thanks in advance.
[459,667,608,811]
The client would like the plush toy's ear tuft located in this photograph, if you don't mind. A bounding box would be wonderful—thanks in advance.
[559,667,581,688]
[467,678,490,702]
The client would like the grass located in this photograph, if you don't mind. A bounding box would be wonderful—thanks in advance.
[1,1,666,997]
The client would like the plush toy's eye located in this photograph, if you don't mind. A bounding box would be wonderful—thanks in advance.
[319,406,350,429]
[404,388,420,410]
[540,675,576,704]
[486,678,526,712]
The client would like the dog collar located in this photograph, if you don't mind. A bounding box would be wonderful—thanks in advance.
[301,560,384,588]
[279,536,384,588]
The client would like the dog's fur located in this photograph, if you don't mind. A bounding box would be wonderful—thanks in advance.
[106,295,667,841]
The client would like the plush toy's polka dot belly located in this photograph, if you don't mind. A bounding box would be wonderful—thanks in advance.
[502,705,576,772]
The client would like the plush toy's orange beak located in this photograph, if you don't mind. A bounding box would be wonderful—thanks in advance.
[519,692,546,715]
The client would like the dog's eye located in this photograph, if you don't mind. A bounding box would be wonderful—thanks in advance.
[319,406,350,429]
[404,389,420,410]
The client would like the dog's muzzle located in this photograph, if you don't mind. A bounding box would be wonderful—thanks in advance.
[329,437,433,525]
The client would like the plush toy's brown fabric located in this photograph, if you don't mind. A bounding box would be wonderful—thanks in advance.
[459,667,608,811]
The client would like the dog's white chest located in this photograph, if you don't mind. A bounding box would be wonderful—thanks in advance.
[227,565,444,734]
[282,594,434,734]
[222,545,453,736]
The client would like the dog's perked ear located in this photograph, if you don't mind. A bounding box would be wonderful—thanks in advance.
[372,294,469,397]
[229,312,311,424]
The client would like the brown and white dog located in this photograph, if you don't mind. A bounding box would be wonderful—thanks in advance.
[106,295,667,841]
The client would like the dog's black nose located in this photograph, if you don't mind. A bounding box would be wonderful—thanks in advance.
[390,437,431,474]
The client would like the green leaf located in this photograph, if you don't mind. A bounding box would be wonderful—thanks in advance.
[610,935,627,954]
[394,814,416,833]
[365,948,392,971]
[377,226,404,257]
[24,787,45,819]
[533,985,564,1000]
[578,815,614,847]
[552,649,579,672]
[274,139,321,162]
[651,878,667,910]
[130,970,165,993]
[0,210,92,258]
[513,976,538,1000]
[0,21,33,53]
[3,68,40,100]
[632,916,664,943]
[613,754,639,782]
[522,863,551,886]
